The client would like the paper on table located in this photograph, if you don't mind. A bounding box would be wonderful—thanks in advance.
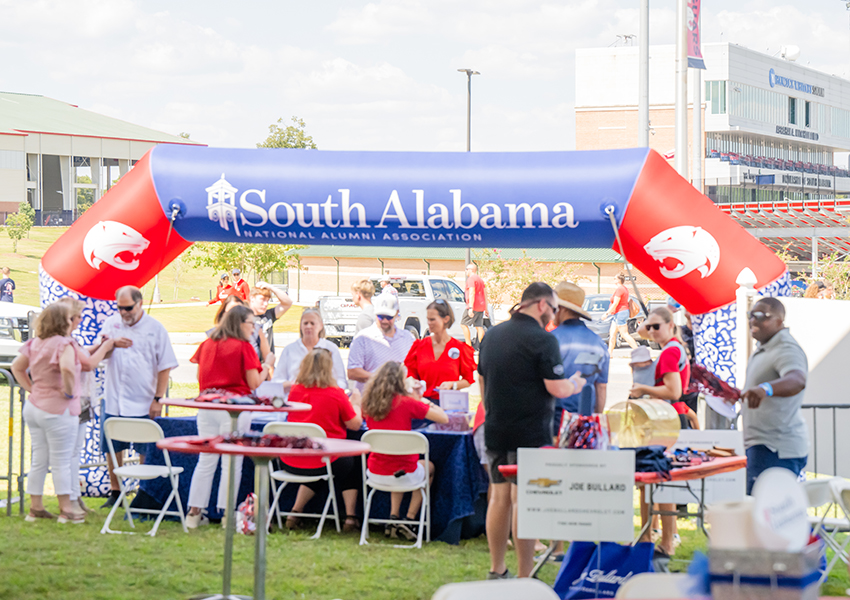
[704,393,738,420]
[255,381,285,399]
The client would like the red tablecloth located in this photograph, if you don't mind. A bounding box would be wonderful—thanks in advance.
[498,454,747,482]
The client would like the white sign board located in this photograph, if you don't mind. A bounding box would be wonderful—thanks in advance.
[652,430,745,504]
[517,448,635,542]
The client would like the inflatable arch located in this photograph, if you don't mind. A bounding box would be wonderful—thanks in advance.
[41,145,785,316]
[38,145,790,497]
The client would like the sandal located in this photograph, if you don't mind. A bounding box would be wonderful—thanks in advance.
[57,511,85,524]
[342,516,361,533]
[24,508,57,522]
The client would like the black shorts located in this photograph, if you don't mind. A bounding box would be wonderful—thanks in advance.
[461,310,484,328]
[486,449,517,484]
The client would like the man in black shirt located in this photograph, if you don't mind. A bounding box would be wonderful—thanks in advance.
[478,282,585,579]
[248,282,293,355]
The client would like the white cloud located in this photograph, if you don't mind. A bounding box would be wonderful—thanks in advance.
[1,0,849,152]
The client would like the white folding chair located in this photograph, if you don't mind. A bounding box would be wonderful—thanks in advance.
[101,418,187,536]
[359,430,430,549]
[432,579,559,600]
[815,478,850,580]
[614,573,689,599]
[263,422,340,539]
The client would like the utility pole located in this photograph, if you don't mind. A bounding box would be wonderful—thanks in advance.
[458,68,480,266]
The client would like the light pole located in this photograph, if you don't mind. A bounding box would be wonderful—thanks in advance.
[458,68,480,266]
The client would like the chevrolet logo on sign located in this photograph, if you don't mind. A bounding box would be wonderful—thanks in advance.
[528,478,561,488]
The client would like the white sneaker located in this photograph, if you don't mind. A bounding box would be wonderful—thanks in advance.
[185,513,209,529]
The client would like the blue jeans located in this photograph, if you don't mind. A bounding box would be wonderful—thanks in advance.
[745,444,807,495]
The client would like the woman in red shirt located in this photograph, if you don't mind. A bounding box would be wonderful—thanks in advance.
[283,349,363,532]
[363,361,448,540]
[603,273,639,357]
[629,306,694,560]
[208,273,238,305]
[185,306,275,528]
[404,299,476,405]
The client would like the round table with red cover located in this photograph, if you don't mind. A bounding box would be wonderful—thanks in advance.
[159,435,370,600]
[159,398,309,600]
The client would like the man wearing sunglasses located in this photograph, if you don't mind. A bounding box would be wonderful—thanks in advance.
[740,297,808,495]
[97,285,178,508]
[478,282,586,579]
[347,294,414,393]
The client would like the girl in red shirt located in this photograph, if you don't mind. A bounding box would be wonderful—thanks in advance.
[186,306,275,528]
[362,361,448,540]
[404,299,476,404]
[282,349,364,532]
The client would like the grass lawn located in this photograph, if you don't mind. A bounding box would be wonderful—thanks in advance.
[2,495,848,599]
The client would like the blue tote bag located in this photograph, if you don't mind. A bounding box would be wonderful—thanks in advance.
[553,541,654,599]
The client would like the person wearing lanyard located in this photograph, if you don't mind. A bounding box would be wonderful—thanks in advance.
[274,308,347,390]
[404,299,476,405]
[630,306,691,562]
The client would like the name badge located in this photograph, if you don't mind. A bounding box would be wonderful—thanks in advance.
[448,347,460,360]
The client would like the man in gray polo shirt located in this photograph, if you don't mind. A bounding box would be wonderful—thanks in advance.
[740,297,808,495]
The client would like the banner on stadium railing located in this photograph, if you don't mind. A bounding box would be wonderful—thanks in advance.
[40,146,785,314]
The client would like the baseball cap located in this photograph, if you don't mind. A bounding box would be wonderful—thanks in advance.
[374,293,399,317]
[220,273,229,280]
[553,281,592,320]
[629,346,652,364]
[232,268,241,276]
[666,297,682,312]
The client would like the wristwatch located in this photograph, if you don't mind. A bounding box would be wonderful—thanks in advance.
[153,396,162,402]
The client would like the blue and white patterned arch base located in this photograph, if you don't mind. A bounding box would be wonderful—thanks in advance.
[39,266,116,497]
[691,271,792,388]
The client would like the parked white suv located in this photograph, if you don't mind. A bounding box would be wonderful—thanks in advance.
[0,302,40,369]
[318,275,491,346]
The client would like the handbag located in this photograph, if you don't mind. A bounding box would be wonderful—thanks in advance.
[553,541,654,599]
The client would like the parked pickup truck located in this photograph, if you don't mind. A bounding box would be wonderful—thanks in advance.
[318,275,491,346]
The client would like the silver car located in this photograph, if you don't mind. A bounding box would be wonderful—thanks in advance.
[582,294,648,347]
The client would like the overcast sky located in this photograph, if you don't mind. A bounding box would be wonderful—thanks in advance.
[2,0,849,152]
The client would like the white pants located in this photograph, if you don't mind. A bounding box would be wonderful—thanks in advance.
[187,409,252,511]
[24,402,77,497]
[69,422,87,501]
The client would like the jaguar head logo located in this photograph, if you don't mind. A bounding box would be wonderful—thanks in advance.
[83,221,150,271]
[643,226,719,280]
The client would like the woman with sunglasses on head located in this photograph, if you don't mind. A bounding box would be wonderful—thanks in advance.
[280,348,364,531]
[185,305,276,528]
[403,299,475,406]
[209,296,273,370]
[273,308,347,390]
[630,306,694,561]
[12,302,115,524]
[362,361,448,540]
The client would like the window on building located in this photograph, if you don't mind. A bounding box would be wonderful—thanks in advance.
[789,97,797,125]
[706,81,727,114]
[805,101,812,128]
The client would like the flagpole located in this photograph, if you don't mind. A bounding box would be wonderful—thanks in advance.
[675,0,688,179]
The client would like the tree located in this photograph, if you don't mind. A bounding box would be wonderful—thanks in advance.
[76,175,95,216]
[473,248,587,306]
[19,202,35,238]
[4,203,34,252]
[184,242,306,284]
[257,116,317,149]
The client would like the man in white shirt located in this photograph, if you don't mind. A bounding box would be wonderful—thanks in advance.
[347,294,413,392]
[379,277,398,296]
[98,285,178,508]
